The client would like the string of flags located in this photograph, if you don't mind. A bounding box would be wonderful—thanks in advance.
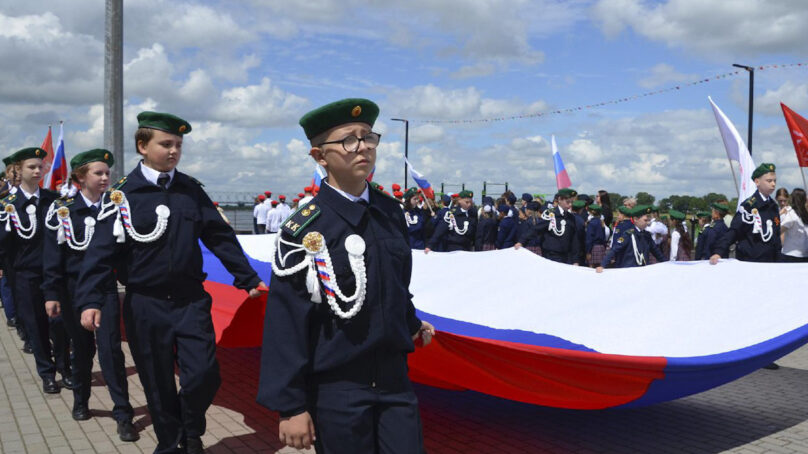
[417,62,808,124]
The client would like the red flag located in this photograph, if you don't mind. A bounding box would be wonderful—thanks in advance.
[781,103,808,167]
[39,126,54,188]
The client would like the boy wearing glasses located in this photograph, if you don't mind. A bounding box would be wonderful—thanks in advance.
[258,98,434,453]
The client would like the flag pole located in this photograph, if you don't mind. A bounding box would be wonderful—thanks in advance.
[801,167,807,191]
[726,158,740,197]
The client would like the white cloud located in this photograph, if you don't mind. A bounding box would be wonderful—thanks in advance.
[211,77,308,128]
[385,84,550,120]
[638,63,699,89]
[755,80,808,116]
[592,0,808,57]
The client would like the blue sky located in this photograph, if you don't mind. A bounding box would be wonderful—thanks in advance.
[1,0,807,202]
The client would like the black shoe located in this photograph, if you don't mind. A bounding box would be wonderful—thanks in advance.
[117,420,139,442]
[6,317,15,328]
[185,437,204,454]
[42,377,60,394]
[72,402,91,421]
[22,343,33,354]
[763,362,780,370]
[60,375,77,390]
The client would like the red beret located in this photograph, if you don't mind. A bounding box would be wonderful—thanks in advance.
[392,183,401,191]
[271,200,278,206]
[393,191,403,197]
[258,195,266,201]
[279,195,286,200]
[293,198,299,203]
[264,191,271,196]
[304,186,313,192]
[298,193,305,198]
[213,202,219,206]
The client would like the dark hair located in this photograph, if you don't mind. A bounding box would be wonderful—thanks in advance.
[674,220,693,253]
[404,194,419,210]
[598,190,613,227]
[776,188,789,200]
[790,188,808,225]
[134,127,155,155]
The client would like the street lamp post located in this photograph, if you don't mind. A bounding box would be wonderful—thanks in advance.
[732,63,755,155]
[391,118,409,189]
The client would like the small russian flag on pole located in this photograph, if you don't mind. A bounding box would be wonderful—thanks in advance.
[405,158,435,199]
[551,135,572,190]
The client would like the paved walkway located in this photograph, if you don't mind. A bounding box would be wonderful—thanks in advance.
[3,308,808,453]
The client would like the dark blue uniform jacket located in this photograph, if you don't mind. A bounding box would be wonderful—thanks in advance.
[0,189,59,272]
[601,227,665,268]
[257,182,422,417]
[75,165,260,311]
[585,217,606,253]
[519,207,580,264]
[496,215,517,249]
[428,206,476,251]
[712,191,781,262]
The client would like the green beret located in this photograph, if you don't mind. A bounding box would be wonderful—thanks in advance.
[710,202,729,213]
[557,188,577,198]
[5,147,48,164]
[403,187,419,200]
[669,209,686,221]
[617,206,632,216]
[300,98,379,141]
[751,163,776,180]
[137,111,192,136]
[70,149,114,170]
[588,203,602,213]
[2,156,12,166]
[650,205,660,212]
[572,200,586,209]
[696,211,711,219]
[458,190,474,199]
[632,205,653,217]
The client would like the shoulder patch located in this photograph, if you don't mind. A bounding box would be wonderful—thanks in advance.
[0,193,15,206]
[281,201,321,238]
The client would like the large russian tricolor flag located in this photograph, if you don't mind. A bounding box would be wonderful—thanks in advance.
[202,238,808,410]
[405,158,435,199]
[43,122,67,190]
[551,135,572,190]
[38,126,54,189]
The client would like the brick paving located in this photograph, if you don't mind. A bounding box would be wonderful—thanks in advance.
[3,307,808,453]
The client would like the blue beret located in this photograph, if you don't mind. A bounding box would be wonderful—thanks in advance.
[507,193,517,204]
[441,194,451,204]
[526,201,541,211]
[521,193,532,202]
[497,204,510,213]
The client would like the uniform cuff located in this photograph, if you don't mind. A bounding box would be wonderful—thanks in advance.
[278,407,307,418]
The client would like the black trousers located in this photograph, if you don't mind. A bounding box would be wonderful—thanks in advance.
[14,270,69,380]
[95,292,134,422]
[60,293,96,406]
[543,250,570,264]
[123,290,221,454]
[310,384,425,454]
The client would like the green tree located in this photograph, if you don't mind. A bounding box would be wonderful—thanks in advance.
[635,191,655,206]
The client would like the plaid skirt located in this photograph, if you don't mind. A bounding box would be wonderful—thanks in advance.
[481,243,497,251]
[589,244,606,267]
[526,246,543,256]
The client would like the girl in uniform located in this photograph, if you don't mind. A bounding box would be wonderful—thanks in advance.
[41,150,138,438]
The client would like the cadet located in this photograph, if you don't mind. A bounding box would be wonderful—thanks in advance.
[694,211,712,260]
[40,149,138,439]
[75,112,266,454]
[597,205,665,271]
[0,147,72,394]
[254,194,268,233]
[403,187,429,249]
[475,203,498,251]
[710,163,781,264]
[585,204,608,268]
[515,188,580,265]
[571,199,587,264]
[495,203,517,249]
[426,189,477,252]
[519,201,543,255]
[257,98,434,453]
[668,210,692,261]
[699,202,729,260]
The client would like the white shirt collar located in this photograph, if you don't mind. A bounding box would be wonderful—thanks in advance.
[20,186,40,200]
[326,181,370,203]
[80,191,101,209]
[759,192,769,202]
[139,161,175,187]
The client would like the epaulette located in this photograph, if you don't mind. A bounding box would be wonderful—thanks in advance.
[369,184,399,203]
[281,201,321,238]
[188,175,204,187]
[0,193,16,206]
[742,195,756,207]
[110,176,127,191]
[54,197,75,208]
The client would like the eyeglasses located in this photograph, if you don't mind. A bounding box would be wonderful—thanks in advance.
[317,132,381,153]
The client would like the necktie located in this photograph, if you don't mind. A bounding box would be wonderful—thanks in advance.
[89,205,99,216]
[28,196,38,207]
[157,173,170,190]
[357,199,369,207]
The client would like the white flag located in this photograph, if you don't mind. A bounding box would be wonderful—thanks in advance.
[708,97,756,210]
